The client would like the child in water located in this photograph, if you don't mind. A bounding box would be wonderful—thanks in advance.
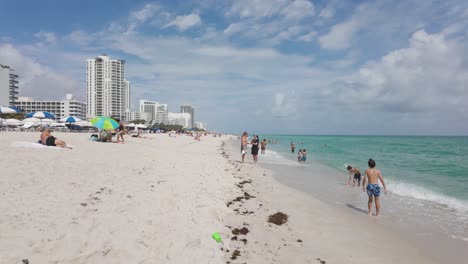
[297,149,303,162]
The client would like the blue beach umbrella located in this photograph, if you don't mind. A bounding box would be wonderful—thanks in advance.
[0,106,21,114]
[59,115,82,123]
[25,111,56,119]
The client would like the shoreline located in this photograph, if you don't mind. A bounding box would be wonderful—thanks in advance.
[220,138,438,263]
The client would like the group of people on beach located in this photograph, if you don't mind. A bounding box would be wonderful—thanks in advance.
[241,132,269,164]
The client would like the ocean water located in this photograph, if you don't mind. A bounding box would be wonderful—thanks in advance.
[260,135,468,212]
[248,135,468,262]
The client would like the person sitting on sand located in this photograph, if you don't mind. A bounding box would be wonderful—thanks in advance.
[362,159,388,216]
[40,127,71,149]
[347,165,362,186]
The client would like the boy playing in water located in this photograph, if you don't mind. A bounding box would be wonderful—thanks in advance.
[362,159,387,216]
[346,165,362,186]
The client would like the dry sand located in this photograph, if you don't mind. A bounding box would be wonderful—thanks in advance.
[0,132,437,263]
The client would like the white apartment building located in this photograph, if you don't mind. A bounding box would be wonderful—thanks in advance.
[0,64,19,106]
[180,105,195,128]
[140,100,168,124]
[15,94,86,120]
[194,122,206,130]
[168,112,191,128]
[123,111,151,124]
[86,54,130,119]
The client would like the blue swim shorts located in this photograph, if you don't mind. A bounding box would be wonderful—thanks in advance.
[366,184,381,197]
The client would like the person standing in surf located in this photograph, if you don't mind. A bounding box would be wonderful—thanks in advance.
[251,135,260,164]
[260,139,267,154]
[291,141,296,153]
[362,159,388,216]
[241,132,248,163]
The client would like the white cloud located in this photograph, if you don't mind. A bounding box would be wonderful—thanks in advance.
[34,31,57,45]
[131,3,160,23]
[226,0,288,19]
[66,30,92,46]
[340,30,468,115]
[281,0,315,20]
[271,92,297,117]
[0,44,80,100]
[319,7,334,19]
[318,19,360,50]
[297,31,317,42]
[223,23,246,35]
[165,13,201,31]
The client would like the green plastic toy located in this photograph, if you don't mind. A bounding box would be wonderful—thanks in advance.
[212,232,222,243]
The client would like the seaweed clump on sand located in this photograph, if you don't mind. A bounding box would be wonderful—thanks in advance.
[231,227,249,235]
[230,250,241,260]
[267,212,288,226]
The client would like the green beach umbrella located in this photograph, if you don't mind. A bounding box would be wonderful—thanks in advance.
[90,116,119,130]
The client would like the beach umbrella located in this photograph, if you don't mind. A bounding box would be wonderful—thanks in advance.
[41,118,55,125]
[90,116,119,130]
[25,111,56,119]
[127,123,136,127]
[59,116,82,123]
[22,117,41,124]
[0,106,20,114]
[5,118,24,126]
[50,122,66,127]
[136,124,148,129]
[76,121,92,127]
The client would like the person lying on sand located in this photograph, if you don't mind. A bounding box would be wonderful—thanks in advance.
[40,127,71,149]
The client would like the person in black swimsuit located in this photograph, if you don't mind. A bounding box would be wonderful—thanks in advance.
[116,119,126,143]
[251,135,260,164]
[40,127,71,149]
[347,165,362,187]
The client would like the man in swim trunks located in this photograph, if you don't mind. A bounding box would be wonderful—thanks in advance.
[40,127,71,148]
[241,132,248,163]
[346,165,362,187]
[362,159,387,216]
[291,141,295,153]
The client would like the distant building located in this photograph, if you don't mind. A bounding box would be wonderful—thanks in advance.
[194,122,206,130]
[0,64,19,106]
[123,111,151,124]
[86,54,130,119]
[15,94,86,120]
[140,100,168,124]
[168,112,191,128]
[180,105,195,128]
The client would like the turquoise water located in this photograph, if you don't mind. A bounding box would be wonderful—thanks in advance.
[261,135,468,211]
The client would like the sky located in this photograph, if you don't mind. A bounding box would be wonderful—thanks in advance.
[0,0,467,135]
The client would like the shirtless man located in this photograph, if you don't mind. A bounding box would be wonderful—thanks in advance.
[346,165,362,186]
[291,141,295,153]
[362,159,387,216]
[41,127,71,149]
[241,132,248,163]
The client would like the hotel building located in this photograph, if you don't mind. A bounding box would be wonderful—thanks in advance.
[0,64,19,106]
[15,94,86,120]
[180,105,195,128]
[86,54,130,119]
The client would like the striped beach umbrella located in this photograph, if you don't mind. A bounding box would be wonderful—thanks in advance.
[0,106,20,114]
[90,116,119,130]
[60,116,82,123]
[25,111,56,119]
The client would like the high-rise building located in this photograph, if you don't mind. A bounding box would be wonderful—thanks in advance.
[0,64,19,106]
[15,94,86,120]
[123,111,151,124]
[86,54,129,119]
[180,105,194,128]
[168,112,191,128]
[140,100,168,124]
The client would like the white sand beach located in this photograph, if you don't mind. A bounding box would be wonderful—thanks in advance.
[0,132,437,263]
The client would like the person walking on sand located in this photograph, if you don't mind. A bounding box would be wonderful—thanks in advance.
[40,127,71,149]
[116,119,126,143]
[362,159,388,216]
[241,132,248,163]
[291,141,295,153]
[251,135,260,164]
[261,139,267,154]
[347,165,362,187]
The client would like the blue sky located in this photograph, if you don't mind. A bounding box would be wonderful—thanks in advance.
[1,0,467,135]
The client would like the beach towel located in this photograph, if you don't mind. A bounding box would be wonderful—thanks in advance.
[11,141,73,150]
